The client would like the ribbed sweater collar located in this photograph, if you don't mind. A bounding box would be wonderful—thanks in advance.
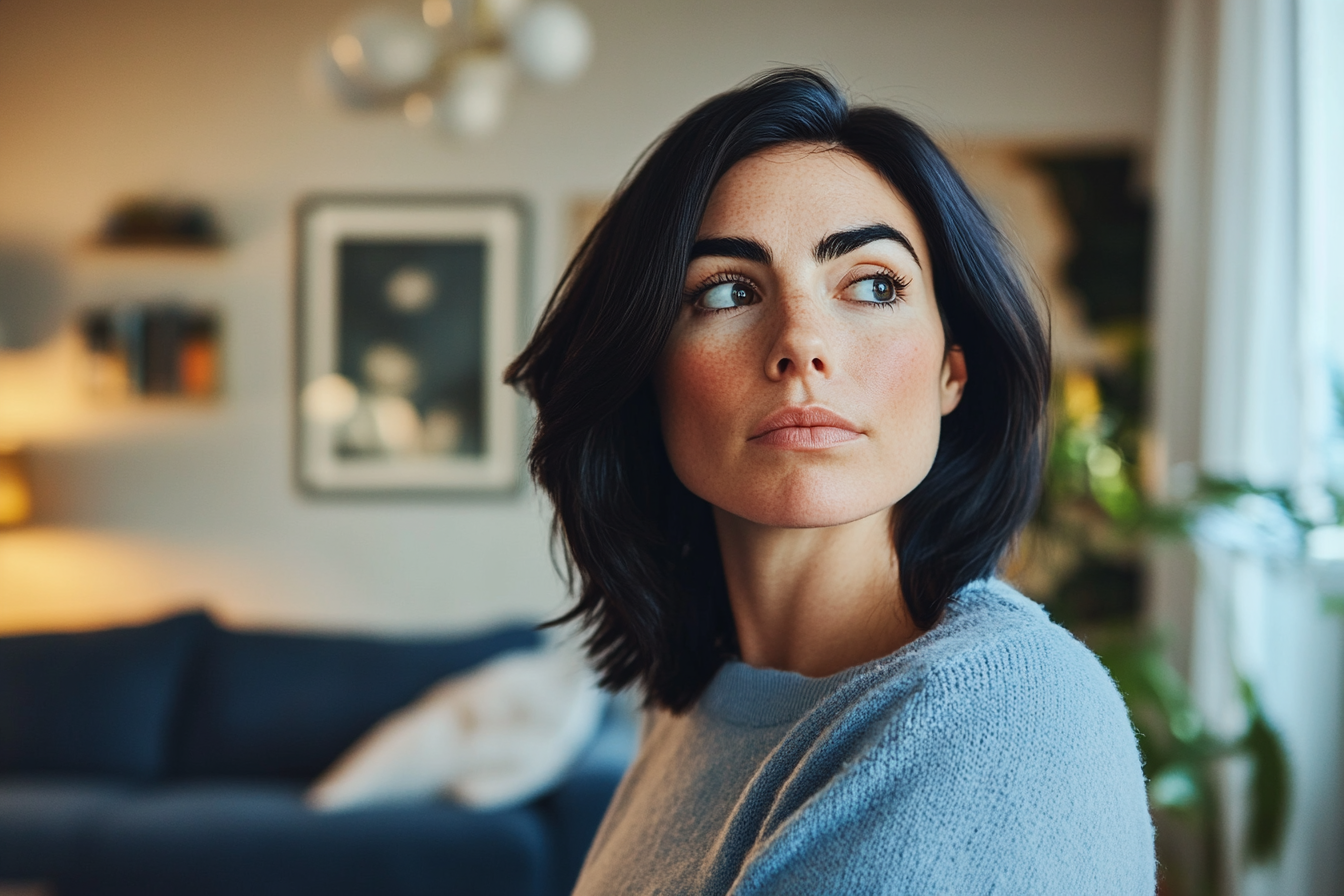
[698,660,861,727]
[696,578,1004,728]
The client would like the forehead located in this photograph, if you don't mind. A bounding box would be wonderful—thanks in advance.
[698,144,927,256]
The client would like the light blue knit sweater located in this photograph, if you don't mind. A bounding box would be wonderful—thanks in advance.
[572,580,1155,895]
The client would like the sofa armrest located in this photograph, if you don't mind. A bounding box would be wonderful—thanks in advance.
[538,705,637,896]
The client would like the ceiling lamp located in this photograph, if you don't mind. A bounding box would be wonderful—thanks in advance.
[318,0,593,138]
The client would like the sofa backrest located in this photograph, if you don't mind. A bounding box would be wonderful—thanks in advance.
[0,612,541,783]
[0,612,212,780]
[169,622,540,781]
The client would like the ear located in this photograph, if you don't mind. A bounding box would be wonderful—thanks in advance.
[940,345,967,415]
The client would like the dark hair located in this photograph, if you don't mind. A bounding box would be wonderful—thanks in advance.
[506,68,1049,711]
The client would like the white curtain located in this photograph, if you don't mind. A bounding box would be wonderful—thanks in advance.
[1153,0,1344,893]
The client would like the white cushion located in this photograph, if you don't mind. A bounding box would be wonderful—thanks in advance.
[306,644,605,812]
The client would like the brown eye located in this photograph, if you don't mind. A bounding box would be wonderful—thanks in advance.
[699,281,755,309]
[850,274,898,304]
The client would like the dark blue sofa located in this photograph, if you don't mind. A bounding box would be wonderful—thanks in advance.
[0,612,633,896]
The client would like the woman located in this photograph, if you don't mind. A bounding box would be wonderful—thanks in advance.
[508,70,1154,894]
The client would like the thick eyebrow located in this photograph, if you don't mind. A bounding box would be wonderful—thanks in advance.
[688,236,772,265]
[814,224,921,268]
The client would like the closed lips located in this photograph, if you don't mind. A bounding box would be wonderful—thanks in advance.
[749,407,863,448]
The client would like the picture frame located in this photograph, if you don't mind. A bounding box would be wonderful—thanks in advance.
[294,195,527,496]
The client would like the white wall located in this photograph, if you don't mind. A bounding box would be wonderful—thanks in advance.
[0,0,1162,634]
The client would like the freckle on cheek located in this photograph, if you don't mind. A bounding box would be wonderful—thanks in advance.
[661,339,746,481]
[673,344,736,399]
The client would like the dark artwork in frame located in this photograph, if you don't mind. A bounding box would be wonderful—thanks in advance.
[296,196,525,496]
[337,240,486,458]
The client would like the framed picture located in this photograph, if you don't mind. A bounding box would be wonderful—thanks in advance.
[295,195,526,495]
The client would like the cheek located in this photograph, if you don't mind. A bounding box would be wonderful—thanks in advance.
[654,335,748,470]
[854,326,947,450]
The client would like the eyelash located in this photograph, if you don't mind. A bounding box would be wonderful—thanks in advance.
[685,268,912,314]
[843,268,911,308]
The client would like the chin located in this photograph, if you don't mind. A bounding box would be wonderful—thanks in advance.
[712,476,900,530]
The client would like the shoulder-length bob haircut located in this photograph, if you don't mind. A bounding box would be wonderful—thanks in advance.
[507,68,1050,712]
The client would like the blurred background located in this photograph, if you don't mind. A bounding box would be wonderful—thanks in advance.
[0,1,1340,895]
[0,0,1163,633]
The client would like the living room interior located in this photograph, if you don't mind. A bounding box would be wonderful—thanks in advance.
[1,1,1341,894]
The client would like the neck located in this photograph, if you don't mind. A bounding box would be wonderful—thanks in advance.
[713,506,920,678]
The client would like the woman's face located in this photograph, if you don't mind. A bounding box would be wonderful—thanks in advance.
[655,144,966,529]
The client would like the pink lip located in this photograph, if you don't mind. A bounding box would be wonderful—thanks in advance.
[748,406,864,449]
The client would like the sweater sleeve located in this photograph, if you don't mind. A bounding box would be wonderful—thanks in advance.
[726,628,1155,896]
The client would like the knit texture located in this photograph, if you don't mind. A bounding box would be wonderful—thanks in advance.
[571,580,1155,895]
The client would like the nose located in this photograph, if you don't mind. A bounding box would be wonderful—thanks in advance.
[764,295,831,382]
